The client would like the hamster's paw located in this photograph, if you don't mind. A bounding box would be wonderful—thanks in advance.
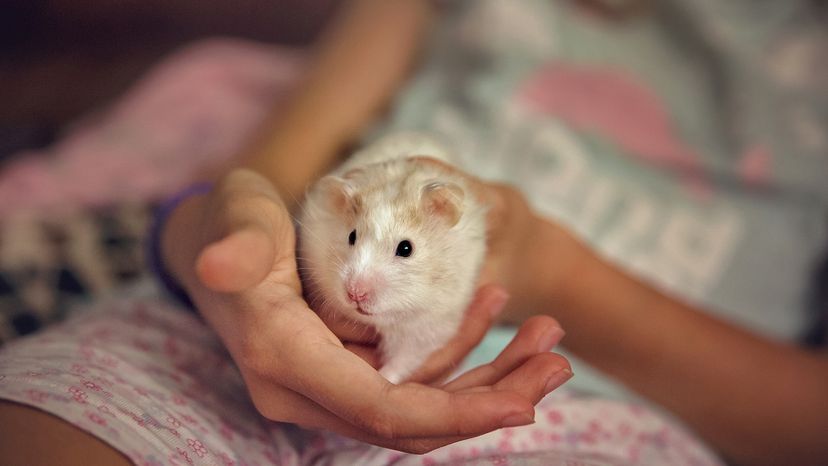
[378,365,409,385]
[378,339,433,384]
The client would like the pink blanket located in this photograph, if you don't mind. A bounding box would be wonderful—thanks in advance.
[0,39,304,219]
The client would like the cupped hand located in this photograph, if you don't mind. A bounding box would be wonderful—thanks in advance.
[160,168,570,453]
[324,157,573,384]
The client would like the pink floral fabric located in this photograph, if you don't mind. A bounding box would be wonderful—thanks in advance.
[0,283,722,466]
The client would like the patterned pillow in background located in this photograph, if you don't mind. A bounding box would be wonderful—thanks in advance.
[0,203,154,345]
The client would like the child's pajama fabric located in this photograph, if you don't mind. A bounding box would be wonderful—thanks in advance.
[0,284,722,466]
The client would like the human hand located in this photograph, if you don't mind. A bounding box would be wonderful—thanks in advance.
[160,168,570,453]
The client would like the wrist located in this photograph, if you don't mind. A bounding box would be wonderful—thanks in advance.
[503,215,590,324]
[535,218,590,301]
[150,183,213,307]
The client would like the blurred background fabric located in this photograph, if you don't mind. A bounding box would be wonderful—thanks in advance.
[0,0,337,142]
[1,0,826,350]
[0,0,339,344]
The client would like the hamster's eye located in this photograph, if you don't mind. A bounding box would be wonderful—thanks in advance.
[348,230,356,246]
[395,240,413,258]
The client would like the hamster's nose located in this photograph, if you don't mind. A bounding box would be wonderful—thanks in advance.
[346,281,371,304]
[347,290,367,303]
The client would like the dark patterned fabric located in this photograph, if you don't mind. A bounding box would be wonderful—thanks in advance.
[0,203,154,345]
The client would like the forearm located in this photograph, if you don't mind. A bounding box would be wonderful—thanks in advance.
[515,218,828,465]
[161,1,433,290]
[241,0,435,208]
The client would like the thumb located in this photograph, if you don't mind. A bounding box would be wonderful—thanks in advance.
[193,169,294,293]
[195,225,276,293]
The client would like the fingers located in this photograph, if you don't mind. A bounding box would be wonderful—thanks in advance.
[259,353,568,454]
[440,316,572,413]
[270,324,534,438]
[244,334,533,452]
[488,352,572,404]
[248,383,474,454]
[445,353,571,411]
[407,285,509,384]
[443,316,565,391]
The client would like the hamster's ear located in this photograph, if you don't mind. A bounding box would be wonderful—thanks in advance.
[421,181,464,227]
[341,168,365,180]
[317,176,356,216]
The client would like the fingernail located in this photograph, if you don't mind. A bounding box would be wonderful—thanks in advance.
[544,368,573,394]
[488,290,510,318]
[501,411,535,428]
[537,326,565,353]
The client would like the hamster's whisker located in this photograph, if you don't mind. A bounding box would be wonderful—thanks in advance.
[356,323,376,341]
[294,201,350,273]
[293,201,325,227]
[307,294,326,314]
[284,189,307,215]
[296,267,338,280]
[307,290,336,314]
[346,318,363,336]
[293,218,348,270]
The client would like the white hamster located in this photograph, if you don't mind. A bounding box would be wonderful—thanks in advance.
[298,132,488,383]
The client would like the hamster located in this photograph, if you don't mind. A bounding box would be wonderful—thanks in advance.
[298,132,488,384]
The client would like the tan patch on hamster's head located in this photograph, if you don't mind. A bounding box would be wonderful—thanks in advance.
[420,181,464,227]
[316,159,466,227]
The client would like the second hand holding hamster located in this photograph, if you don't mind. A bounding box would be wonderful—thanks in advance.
[298,132,488,384]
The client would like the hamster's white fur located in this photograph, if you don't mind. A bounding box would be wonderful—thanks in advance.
[298,132,487,383]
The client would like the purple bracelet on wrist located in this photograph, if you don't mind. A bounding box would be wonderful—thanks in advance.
[147,182,214,309]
